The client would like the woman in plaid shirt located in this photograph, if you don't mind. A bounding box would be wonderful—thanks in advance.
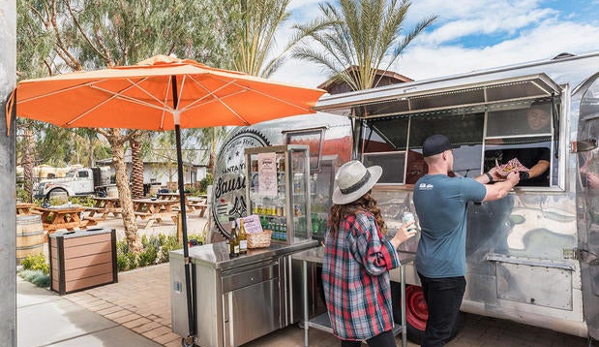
[323,161,417,347]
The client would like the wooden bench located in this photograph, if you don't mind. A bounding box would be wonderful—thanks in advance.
[193,203,207,218]
[83,216,106,224]
[134,211,177,229]
[86,206,122,217]
[44,220,90,232]
[187,198,208,218]
[134,211,153,218]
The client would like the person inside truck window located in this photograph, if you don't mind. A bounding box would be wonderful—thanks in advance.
[322,160,417,347]
[492,102,552,186]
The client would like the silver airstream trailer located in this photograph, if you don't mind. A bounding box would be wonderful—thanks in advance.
[211,51,599,341]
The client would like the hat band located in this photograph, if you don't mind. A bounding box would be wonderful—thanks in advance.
[340,171,371,194]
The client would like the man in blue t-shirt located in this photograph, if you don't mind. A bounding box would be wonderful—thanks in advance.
[413,134,520,347]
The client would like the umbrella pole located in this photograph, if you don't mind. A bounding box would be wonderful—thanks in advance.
[171,74,196,344]
[175,123,196,343]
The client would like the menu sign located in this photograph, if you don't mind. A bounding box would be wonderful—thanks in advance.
[258,152,277,196]
[241,215,264,234]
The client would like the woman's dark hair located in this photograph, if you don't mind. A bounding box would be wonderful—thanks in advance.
[328,190,385,237]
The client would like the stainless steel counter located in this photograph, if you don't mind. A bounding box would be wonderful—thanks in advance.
[170,239,320,347]
[178,239,319,269]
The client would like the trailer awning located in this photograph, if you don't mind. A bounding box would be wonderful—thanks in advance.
[316,74,562,119]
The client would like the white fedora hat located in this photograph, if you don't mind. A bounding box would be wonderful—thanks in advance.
[332,160,382,205]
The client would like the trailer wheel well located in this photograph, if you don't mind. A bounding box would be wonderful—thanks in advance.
[392,283,463,344]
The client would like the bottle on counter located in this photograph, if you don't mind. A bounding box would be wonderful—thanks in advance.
[229,218,239,258]
[238,218,248,254]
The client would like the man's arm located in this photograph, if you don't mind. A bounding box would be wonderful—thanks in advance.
[524,159,549,179]
[482,171,520,202]
[474,167,501,184]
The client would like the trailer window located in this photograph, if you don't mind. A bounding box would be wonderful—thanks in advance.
[363,151,406,184]
[484,100,555,187]
[362,99,560,187]
[363,111,485,184]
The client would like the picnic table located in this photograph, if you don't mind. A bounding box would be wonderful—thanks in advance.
[36,205,91,232]
[17,203,41,216]
[157,192,208,217]
[187,197,208,217]
[84,196,122,224]
[132,198,179,229]
[156,192,183,200]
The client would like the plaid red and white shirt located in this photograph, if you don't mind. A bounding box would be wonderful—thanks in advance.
[322,210,400,340]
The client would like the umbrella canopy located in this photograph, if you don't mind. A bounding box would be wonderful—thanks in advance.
[9,55,326,344]
[11,55,325,131]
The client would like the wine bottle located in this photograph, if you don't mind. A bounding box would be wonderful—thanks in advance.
[229,218,239,258]
[239,218,248,254]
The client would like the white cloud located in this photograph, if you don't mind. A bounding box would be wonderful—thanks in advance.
[398,21,599,80]
[271,0,599,88]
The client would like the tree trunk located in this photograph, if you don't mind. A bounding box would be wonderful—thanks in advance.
[107,129,140,253]
[22,123,35,203]
[130,134,144,199]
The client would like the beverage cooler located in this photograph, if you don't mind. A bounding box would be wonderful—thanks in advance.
[244,145,312,244]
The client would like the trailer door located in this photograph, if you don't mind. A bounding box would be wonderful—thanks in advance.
[576,74,599,340]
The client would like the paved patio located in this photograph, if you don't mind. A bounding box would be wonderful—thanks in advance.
[22,212,591,347]
[61,262,589,347]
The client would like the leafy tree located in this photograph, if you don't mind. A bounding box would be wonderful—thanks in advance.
[292,0,437,91]
[17,0,225,252]
[16,0,57,201]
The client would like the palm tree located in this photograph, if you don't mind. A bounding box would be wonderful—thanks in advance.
[218,0,292,78]
[292,0,437,91]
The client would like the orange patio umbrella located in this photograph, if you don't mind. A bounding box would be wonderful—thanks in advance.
[8,55,326,345]
[11,55,324,130]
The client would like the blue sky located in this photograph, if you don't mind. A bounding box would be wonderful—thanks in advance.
[270,0,599,88]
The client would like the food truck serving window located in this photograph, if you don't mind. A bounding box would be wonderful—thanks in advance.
[362,98,561,188]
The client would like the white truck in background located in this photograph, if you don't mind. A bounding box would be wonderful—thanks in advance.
[35,167,113,199]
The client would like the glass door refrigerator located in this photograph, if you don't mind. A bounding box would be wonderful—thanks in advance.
[244,145,312,244]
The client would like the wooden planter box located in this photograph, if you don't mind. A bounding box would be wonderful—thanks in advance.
[49,228,118,295]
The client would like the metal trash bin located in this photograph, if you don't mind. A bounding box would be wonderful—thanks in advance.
[49,228,118,295]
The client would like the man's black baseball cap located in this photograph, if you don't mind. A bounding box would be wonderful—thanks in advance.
[422,134,452,157]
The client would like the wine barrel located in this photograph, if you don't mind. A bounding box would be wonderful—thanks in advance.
[16,215,45,264]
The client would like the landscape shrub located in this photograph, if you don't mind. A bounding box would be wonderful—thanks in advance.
[20,253,49,274]
[19,253,50,288]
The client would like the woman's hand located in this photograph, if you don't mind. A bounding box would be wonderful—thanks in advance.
[390,221,418,249]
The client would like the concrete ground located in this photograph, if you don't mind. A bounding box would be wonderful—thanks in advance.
[18,212,593,347]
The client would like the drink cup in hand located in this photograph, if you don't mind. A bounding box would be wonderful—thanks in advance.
[391,220,418,247]
[401,212,418,233]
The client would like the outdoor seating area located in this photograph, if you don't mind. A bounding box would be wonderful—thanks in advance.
[83,196,122,224]
[156,192,208,217]
[16,202,41,216]
[36,205,91,232]
[132,197,180,229]
[187,196,208,217]
[15,191,209,236]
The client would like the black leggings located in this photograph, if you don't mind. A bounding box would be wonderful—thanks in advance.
[340,330,396,347]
